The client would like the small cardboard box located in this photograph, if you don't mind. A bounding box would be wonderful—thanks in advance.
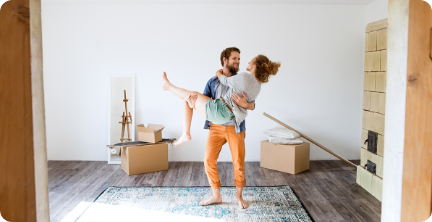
[121,143,168,175]
[137,124,165,143]
[260,140,310,174]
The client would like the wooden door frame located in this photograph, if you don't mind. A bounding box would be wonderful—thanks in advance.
[0,0,49,221]
[401,0,432,221]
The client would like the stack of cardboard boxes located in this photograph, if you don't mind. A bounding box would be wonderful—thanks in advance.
[121,124,169,175]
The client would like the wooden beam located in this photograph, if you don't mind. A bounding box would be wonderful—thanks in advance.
[263,112,357,168]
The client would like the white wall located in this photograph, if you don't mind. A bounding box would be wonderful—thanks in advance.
[42,3,367,161]
[381,0,408,221]
[366,0,388,24]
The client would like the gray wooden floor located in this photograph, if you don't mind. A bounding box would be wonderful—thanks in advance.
[48,160,381,222]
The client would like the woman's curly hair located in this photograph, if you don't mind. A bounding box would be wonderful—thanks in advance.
[254,55,281,83]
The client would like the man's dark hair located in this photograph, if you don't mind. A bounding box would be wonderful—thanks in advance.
[220,47,240,66]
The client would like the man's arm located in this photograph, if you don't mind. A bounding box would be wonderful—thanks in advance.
[232,92,255,110]
[245,101,255,110]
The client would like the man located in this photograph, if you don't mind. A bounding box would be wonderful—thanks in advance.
[198,47,255,209]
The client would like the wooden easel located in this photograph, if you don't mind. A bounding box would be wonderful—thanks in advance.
[119,90,132,142]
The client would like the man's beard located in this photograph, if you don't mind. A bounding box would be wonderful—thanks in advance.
[226,62,239,73]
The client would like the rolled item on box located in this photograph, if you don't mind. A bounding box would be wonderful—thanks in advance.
[263,127,300,139]
[266,135,303,145]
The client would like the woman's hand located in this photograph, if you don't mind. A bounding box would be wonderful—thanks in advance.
[216,69,223,78]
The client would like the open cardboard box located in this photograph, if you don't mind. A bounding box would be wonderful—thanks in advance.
[260,140,310,174]
[137,124,165,143]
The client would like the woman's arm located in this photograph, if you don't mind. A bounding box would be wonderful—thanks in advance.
[217,71,242,89]
[216,69,223,79]
[215,71,256,110]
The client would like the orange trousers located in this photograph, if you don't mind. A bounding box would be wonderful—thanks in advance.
[204,124,246,189]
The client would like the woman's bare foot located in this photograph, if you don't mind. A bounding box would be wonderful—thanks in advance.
[237,196,248,209]
[199,195,222,206]
[173,134,191,146]
[162,72,171,91]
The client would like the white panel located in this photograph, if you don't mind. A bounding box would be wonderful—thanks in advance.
[381,0,409,221]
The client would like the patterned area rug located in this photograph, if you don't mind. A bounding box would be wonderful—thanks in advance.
[72,186,313,222]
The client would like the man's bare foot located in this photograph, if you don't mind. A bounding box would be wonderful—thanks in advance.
[187,94,198,109]
[237,197,248,209]
[173,134,191,146]
[162,72,171,91]
[199,195,222,206]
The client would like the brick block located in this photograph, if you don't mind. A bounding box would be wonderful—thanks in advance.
[361,147,372,166]
[372,51,381,71]
[376,72,387,92]
[372,175,383,201]
[370,92,380,112]
[363,91,371,110]
[381,50,387,71]
[361,129,368,149]
[372,112,385,135]
[365,33,368,52]
[365,23,372,33]
[378,134,384,156]
[372,154,383,178]
[367,31,377,51]
[377,28,387,50]
[366,19,389,32]
[379,93,386,114]
[364,72,376,91]
[365,53,373,71]
[360,166,373,193]
[356,166,362,185]
[362,111,374,131]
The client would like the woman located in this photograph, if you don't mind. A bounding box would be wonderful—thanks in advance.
[163,54,280,146]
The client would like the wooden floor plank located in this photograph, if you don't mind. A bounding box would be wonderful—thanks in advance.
[48,160,380,222]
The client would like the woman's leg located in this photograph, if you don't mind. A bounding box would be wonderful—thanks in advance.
[163,72,209,118]
[163,72,210,146]
[174,101,193,146]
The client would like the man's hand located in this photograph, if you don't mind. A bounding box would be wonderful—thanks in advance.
[187,93,198,109]
[232,92,255,110]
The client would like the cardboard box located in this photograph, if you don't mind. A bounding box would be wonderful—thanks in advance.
[121,143,168,175]
[137,124,165,143]
[260,140,310,174]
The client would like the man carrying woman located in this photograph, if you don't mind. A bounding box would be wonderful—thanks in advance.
[163,47,280,209]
